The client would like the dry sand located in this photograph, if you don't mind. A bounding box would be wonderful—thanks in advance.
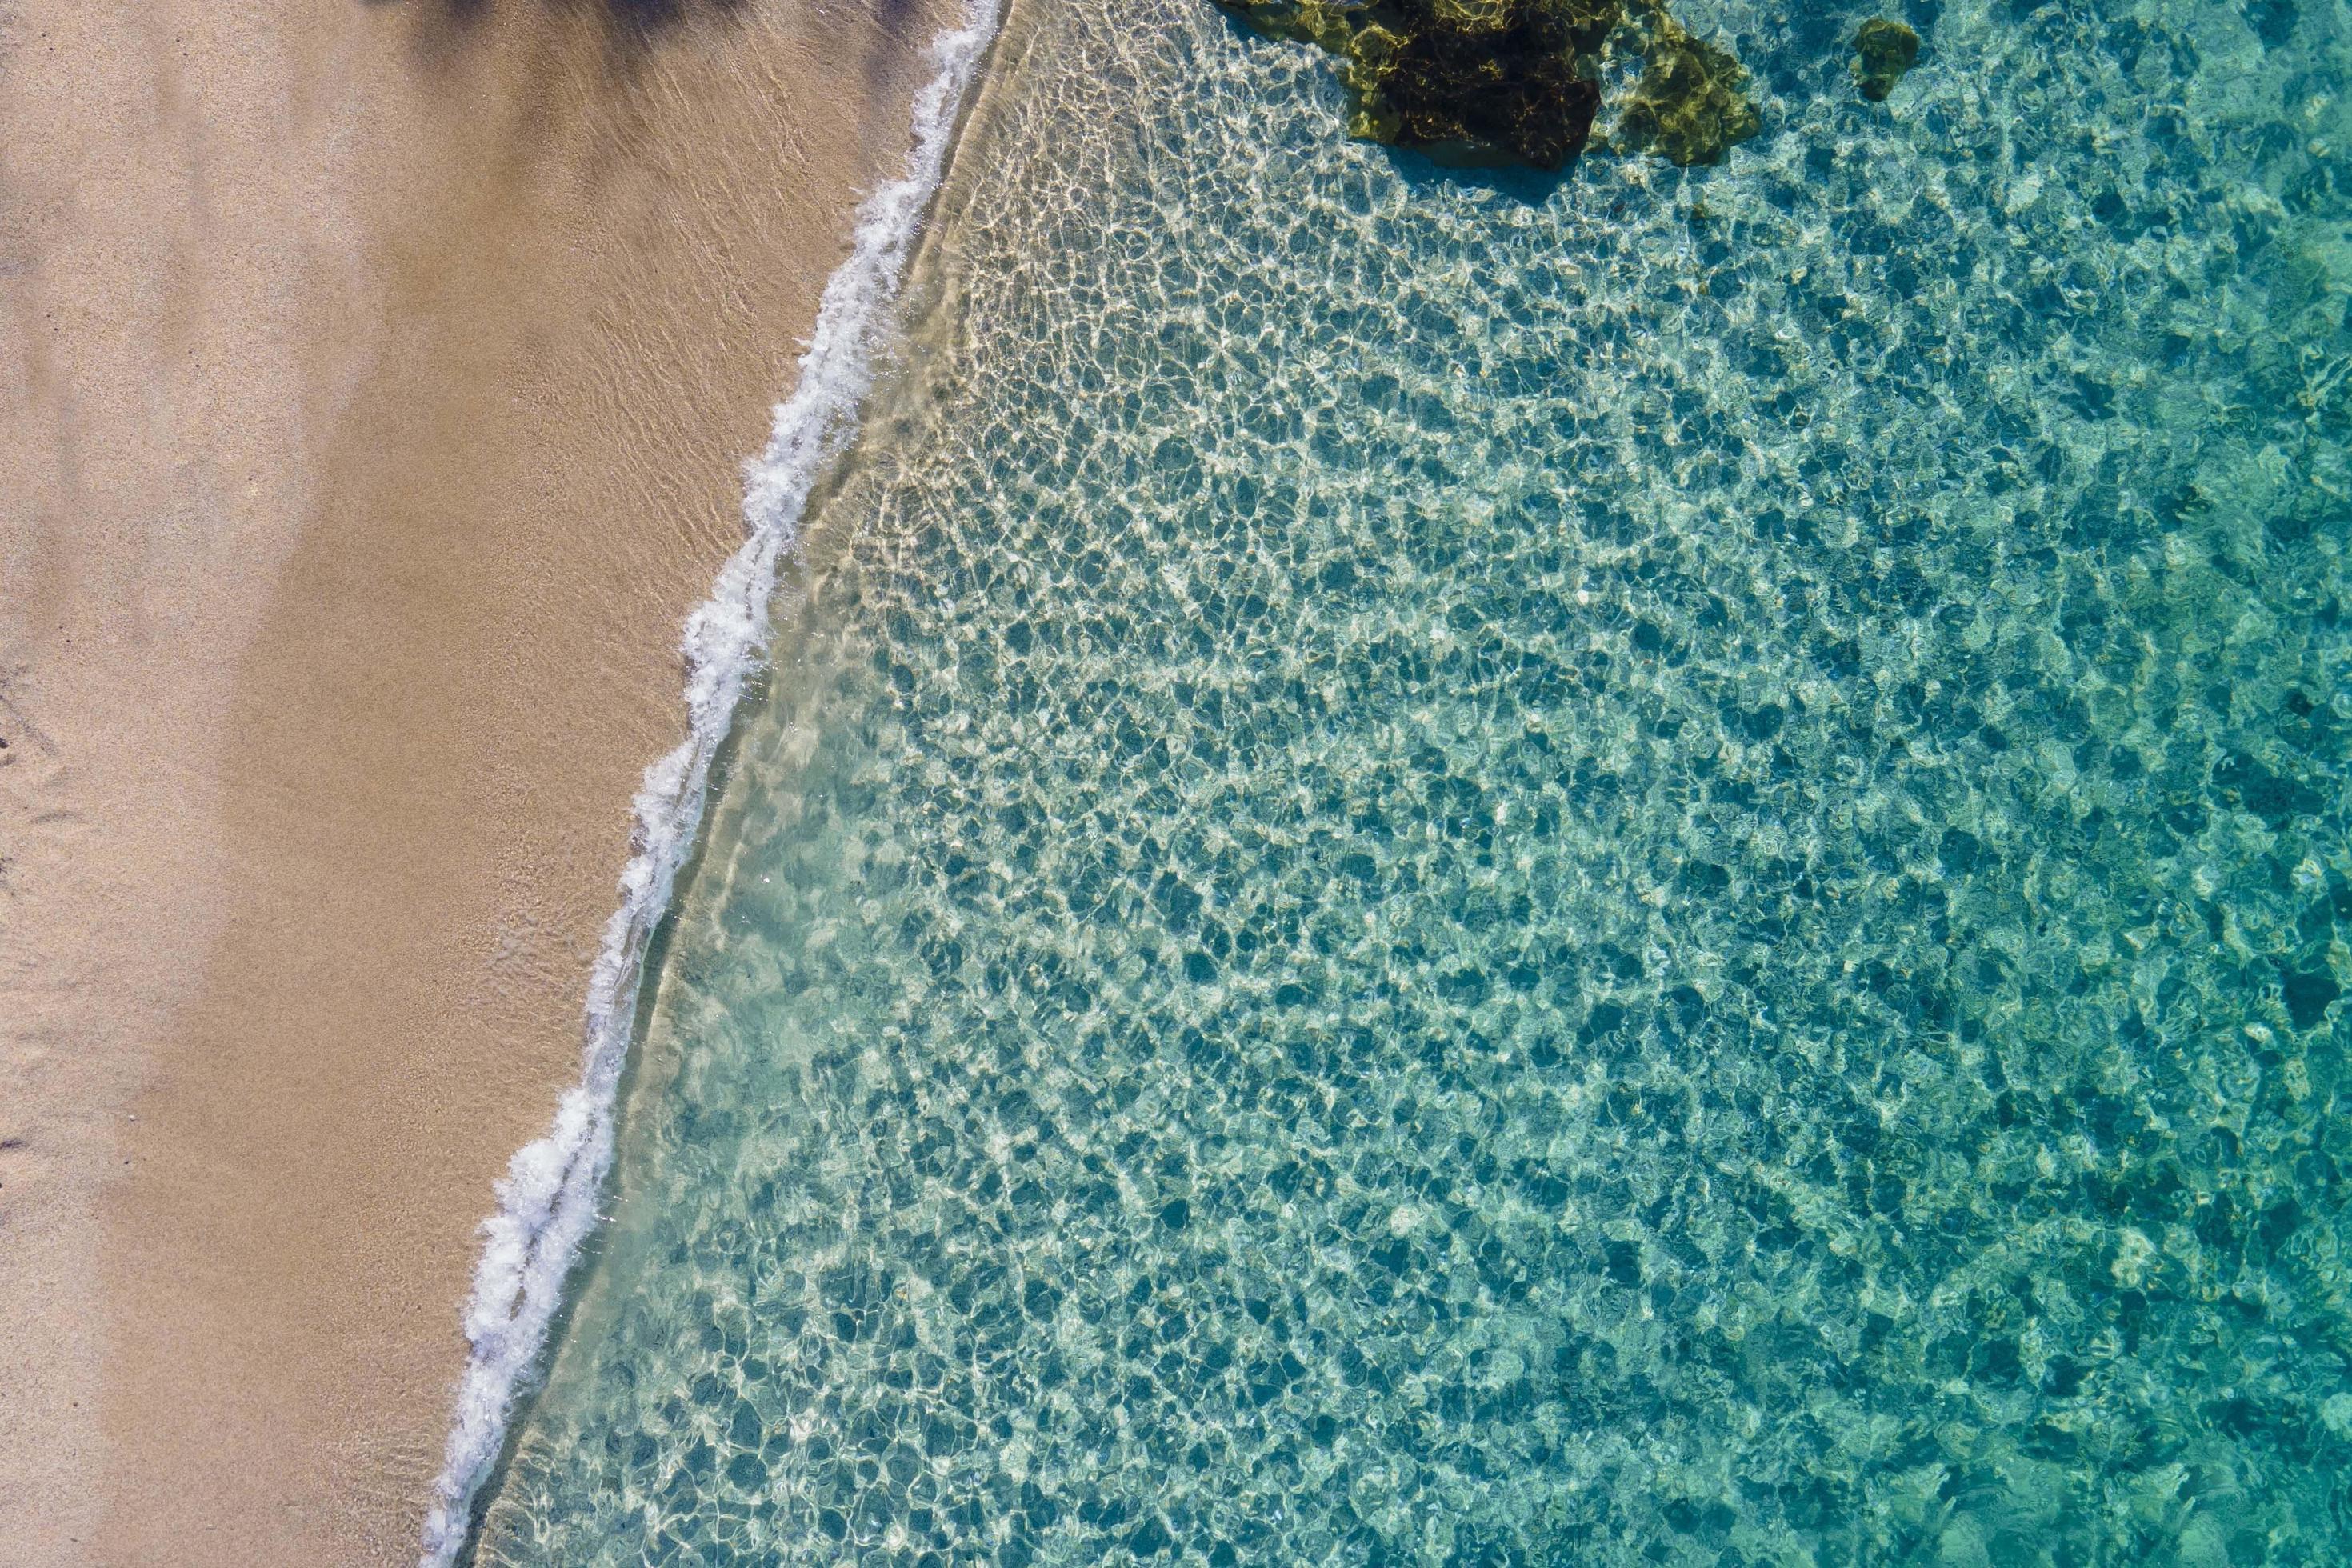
[0,0,958,1558]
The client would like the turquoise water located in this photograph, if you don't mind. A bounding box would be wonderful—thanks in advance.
[476,0,2352,1562]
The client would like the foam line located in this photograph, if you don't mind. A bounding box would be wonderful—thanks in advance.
[418,6,1001,1559]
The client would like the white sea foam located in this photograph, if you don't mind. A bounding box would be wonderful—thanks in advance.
[418,6,1001,1560]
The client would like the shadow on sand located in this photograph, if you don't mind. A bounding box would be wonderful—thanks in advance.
[367,0,756,66]
[372,0,930,89]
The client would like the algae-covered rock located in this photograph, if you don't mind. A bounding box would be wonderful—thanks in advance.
[1216,0,1755,173]
[1853,18,1921,102]
[1617,8,1761,166]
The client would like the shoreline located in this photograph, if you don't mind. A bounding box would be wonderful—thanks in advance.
[0,1,964,1560]
[422,3,1004,1552]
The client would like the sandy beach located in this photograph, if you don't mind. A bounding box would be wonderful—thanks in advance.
[0,0,954,1558]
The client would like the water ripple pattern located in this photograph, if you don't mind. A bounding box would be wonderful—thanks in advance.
[482,0,2351,1562]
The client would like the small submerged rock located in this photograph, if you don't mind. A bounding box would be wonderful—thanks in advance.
[1618,10,1760,166]
[1214,0,1759,171]
[1852,18,1921,102]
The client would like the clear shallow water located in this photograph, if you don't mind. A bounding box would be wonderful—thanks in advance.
[478,0,2352,1562]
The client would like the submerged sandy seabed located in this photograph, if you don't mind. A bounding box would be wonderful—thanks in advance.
[0,0,953,1558]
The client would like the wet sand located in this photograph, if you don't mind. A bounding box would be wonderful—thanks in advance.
[0,0,954,1558]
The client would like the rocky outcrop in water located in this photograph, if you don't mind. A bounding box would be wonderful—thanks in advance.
[1215,0,1761,171]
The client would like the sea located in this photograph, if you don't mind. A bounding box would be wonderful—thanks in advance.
[459,0,2350,1561]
